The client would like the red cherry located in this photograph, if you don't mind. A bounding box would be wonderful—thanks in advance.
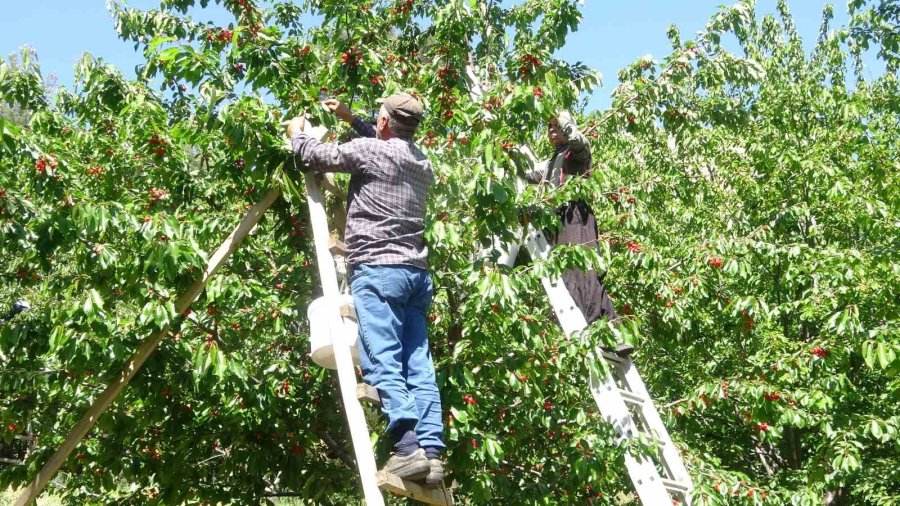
[543,400,553,411]
[755,422,769,432]
[810,347,829,359]
[491,305,500,314]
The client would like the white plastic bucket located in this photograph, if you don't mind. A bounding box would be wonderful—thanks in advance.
[308,294,360,369]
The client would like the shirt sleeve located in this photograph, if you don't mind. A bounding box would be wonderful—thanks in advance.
[525,166,547,184]
[351,116,377,138]
[558,111,591,166]
[291,133,369,175]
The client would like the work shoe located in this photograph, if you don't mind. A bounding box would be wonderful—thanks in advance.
[424,459,445,488]
[381,448,430,481]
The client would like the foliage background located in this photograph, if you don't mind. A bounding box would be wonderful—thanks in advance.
[1,0,897,504]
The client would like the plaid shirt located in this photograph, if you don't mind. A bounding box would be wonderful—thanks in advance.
[291,120,433,270]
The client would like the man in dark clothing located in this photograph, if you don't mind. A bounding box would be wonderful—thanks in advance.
[525,112,632,356]
[286,94,445,486]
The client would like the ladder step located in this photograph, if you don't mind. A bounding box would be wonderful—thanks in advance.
[356,384,380,406]
[663,478,691,493]
[376,471,454,505]
[599,350,627,364]
[339,303,356,321]
[618,389,647,406]
[329,236,348,256]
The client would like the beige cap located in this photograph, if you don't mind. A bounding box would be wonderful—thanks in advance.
[382,93,423,126]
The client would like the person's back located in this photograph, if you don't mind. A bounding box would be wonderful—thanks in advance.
[287,93,446,487]
[343,137,432,269]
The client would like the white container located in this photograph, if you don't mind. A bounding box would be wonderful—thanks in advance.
[308,294,360,369]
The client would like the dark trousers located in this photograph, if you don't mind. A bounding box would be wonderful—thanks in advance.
[548,201,618,325]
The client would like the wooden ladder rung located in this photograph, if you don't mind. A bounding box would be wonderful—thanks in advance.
[339,303,356,321]
[329,236,348,256]
[356,384,380,406]
[376,471,454,505]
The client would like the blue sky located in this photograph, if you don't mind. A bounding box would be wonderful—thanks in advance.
[0,1,884,111]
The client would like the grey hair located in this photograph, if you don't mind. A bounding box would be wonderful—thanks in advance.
[380,106,417,139]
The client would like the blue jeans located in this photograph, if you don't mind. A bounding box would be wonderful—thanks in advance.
[350,264,445,453]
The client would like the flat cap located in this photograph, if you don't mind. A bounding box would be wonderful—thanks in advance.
[382,93,423,125]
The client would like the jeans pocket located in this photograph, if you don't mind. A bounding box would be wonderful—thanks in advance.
[378,267,410,304]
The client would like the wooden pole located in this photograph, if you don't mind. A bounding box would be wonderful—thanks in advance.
[15,189,281,506]
[304,171,384,505]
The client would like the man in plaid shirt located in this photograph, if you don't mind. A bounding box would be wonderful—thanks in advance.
[286,94,445,486]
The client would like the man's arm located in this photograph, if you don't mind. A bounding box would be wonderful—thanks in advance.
[323,98,376,138]
[290,133,368,175]
[350,116,376,138]
[558,111,590,165]
[524,165,547,183]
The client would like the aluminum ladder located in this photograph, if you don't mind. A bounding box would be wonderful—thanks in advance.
[493,142,693,504]
[518,226,693,505]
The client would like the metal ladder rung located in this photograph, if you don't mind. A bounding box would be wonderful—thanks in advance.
[663,478,691,493]
[618,389,647,406]
[599,350,627,364]
[377,471,454,505]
